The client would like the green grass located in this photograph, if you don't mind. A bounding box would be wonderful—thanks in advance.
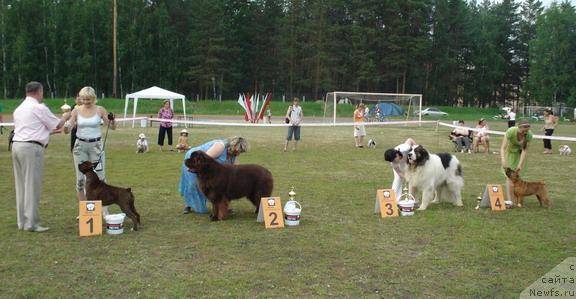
[0,98,549,123]
[1,118,575,297]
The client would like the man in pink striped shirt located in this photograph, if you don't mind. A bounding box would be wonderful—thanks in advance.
[12,81,70,232]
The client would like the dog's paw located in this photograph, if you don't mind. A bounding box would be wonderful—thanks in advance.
[210,215,219,221]
[417,206,427,211]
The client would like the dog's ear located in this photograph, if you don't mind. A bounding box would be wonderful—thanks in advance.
[197,151,212,164]
[414,146,429,163]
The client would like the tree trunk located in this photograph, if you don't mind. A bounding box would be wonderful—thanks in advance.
[112,0,118,98]
[1,0,6,99]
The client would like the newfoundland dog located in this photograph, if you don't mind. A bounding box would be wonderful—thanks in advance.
[185,151,274,221]
[406,145,464,210]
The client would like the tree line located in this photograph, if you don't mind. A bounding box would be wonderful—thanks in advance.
[0,0,575,108]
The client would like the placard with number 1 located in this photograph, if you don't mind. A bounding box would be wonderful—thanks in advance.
[79,200,102,237]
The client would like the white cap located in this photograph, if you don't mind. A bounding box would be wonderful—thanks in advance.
[61,103,71,110]
[181,129,188,134]
[139,133,146,139]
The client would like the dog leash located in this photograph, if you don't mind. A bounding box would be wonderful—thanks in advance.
[94,113,114,169]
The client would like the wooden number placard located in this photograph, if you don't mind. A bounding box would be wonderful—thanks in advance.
[375,189,399,218]
[257,197,285,229]
[79,201,103,236]
[479,185,506,211]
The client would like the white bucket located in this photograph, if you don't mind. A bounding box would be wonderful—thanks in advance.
[104,213,126,235]
[398,200,415,216]
[283,200,302,226]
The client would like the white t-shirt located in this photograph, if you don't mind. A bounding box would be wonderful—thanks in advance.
[392,143,412,171]
[289,105,302,125]
[477,125,489,137]
[508,111,516,121]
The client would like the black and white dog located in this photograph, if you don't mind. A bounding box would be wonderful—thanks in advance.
[406,145,464,210]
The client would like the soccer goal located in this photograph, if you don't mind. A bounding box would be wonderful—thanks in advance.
[323,91,422,124]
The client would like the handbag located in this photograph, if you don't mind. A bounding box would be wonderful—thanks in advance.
[285,106,292,124]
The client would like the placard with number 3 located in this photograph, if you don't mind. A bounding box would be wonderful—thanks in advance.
[375,189,399,218]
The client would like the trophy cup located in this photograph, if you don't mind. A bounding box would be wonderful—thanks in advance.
[397,186,416,216]
[475,192,482,210]
[60,100,71,113]
[284,187,301,226]
[61,100,72,134]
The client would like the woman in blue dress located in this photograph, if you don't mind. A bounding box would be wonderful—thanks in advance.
[179,136,249,214]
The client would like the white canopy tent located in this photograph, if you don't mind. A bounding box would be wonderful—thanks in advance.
[123,86,187,127]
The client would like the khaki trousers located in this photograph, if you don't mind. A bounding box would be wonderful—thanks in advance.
[12,142,45,230]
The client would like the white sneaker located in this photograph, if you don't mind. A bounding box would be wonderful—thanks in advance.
[28,226,50,232]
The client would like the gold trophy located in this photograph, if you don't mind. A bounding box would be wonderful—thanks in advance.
[475,192,482,210]
[60,100,71,113]
[61,100,72,134]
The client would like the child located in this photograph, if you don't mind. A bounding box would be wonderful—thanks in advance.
[176,129,190,153]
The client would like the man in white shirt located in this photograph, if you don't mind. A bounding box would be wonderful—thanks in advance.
[506,109,516,128]
[12,81,70,232]
[383,138,417,202]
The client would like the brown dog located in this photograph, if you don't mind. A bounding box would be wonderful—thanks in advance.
[185,151,274,221]
[504,168,550,208]
[78,161,141,230]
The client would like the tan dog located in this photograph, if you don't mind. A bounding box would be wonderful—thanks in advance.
[504,168,550,208]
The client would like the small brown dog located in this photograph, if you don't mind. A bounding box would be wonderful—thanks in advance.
[78,161,141,230]
[504,167,550,208]
[185,151,273,221]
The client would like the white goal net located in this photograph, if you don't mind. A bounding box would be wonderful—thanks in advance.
[323,91,422,124]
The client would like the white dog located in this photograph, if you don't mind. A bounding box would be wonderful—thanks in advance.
[405,145,464,210]
[559,145,572,155]
[136,133,149,153]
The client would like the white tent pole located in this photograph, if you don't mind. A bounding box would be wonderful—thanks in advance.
[123,95,130,127]
[169,98,175,127]
[132,97,138,128]
[182,97,187,128]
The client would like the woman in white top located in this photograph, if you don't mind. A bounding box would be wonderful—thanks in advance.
[284,98,303,151]
[473,118,490,153]
[384,138,417,202]
[541,109,558,154]
[67,86,116,204]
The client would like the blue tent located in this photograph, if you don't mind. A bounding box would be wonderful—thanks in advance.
[367,103,404,118]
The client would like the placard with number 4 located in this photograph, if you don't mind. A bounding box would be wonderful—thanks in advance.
[479,184,506,211]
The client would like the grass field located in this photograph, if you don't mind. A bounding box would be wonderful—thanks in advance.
[1,120,575,297]
[1,98,508,121]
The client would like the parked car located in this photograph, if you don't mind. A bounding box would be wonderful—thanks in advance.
[414,107,448,116]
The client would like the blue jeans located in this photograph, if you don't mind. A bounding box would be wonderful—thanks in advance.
[287,126,301,141]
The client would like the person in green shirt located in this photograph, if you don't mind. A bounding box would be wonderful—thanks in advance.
[500,119,533,203]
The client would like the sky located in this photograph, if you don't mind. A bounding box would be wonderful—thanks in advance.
[541,0,576,6]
